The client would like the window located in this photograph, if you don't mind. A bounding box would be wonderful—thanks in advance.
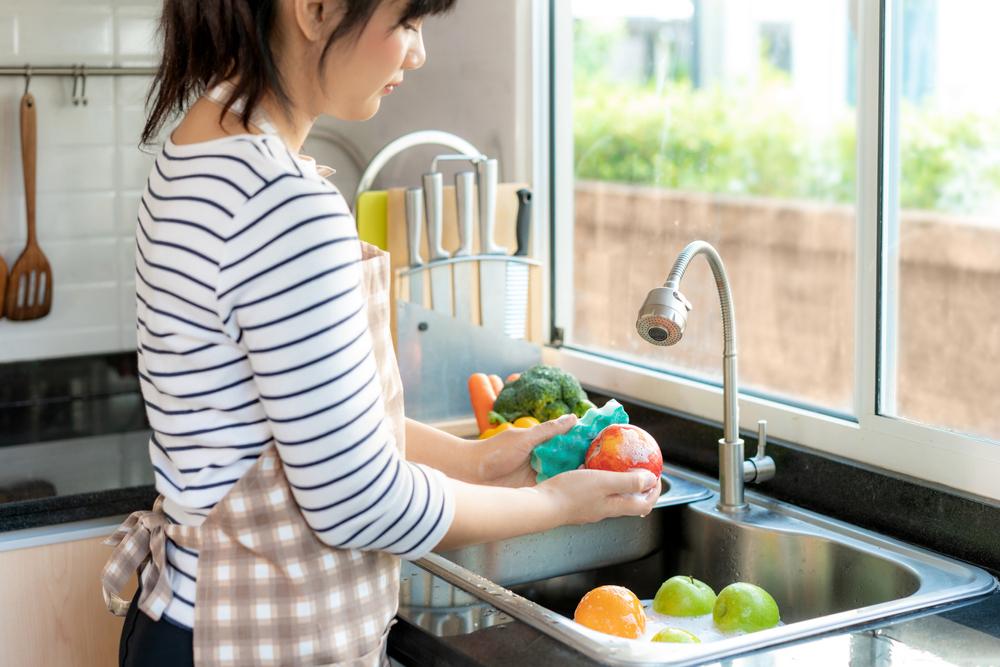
[563,0,857,414]
[548,0,1000,499]
[881,0,1000,442]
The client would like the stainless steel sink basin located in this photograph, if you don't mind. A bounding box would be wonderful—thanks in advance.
[413,466,997,666]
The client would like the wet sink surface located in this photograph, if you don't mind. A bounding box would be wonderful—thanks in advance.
[414,468,997,666]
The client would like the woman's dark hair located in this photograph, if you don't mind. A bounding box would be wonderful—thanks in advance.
[141,0,456,146]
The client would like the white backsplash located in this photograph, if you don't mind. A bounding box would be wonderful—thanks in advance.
[0,0,159,363]
[0,0,531,364]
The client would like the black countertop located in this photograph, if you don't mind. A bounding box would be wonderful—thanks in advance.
[3,353,999,665]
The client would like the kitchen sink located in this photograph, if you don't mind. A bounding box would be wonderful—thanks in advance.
[411,466,997,666]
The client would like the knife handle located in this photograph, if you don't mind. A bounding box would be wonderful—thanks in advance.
[422,172,448,261]
[405,188,424,267]
[477,158,505,255]
[514,188,532,257]
[454,171,475,257]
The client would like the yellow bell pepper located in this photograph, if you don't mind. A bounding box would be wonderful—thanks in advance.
[478,422,513,439]
[513,416,540,429]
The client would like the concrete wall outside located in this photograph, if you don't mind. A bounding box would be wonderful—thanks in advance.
[572,181,1000,440]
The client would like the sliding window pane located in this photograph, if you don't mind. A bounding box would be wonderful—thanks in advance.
[883,0,1000,440]
[569,0,856,413]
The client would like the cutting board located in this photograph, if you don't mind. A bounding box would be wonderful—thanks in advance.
[356,190,388,251]
[384,183,544,350]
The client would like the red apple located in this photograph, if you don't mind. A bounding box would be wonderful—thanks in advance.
[585,424,663,477]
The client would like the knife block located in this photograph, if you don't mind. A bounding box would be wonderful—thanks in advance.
[384,183,544,351]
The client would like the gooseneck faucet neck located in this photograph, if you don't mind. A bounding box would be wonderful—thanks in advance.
[659,241,746,512]
[663,241,740,448]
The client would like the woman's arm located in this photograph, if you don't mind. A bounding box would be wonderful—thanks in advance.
[434,467,661,552]
[406,415,573,488]
[404,418,478,483]
[420,415,663,552]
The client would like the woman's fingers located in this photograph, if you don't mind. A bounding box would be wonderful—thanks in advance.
[593,468,659,495]
[532,413,577,442]
[501,412,578,454]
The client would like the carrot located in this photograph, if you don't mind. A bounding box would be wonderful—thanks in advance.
[506,372,521,384]
[468,373,498,434]
[488,374,504,396]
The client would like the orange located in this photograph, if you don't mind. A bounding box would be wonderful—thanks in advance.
[573,585,647,639]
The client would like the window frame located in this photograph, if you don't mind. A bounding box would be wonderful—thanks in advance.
[545,0,1000,502]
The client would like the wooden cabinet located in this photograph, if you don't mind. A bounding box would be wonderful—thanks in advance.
[0,531,136,667]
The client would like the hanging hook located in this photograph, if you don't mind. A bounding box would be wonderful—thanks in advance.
[80,64,88,106]
[71,64,80,106]
[23,64,31,96]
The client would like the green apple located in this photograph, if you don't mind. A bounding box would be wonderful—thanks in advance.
[651,627,701,643]
[652,576,716,616]
[712,582,780,633]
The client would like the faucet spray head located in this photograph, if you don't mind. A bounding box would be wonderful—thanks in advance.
[636,286,692,346]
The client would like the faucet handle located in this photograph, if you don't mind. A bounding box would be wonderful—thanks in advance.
[755,419,767,459]
[743,419,776,484]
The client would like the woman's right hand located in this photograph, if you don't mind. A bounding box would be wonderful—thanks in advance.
[537,468,661,526]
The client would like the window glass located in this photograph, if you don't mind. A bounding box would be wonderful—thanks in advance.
[569,0,856,413]
[884,0,1000,440]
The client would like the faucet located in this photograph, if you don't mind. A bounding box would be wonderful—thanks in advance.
[635,240,775,513]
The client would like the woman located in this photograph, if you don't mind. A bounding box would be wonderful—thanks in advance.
[102,1,661,665]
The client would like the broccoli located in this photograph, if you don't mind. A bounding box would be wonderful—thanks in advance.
[488,364,596,424]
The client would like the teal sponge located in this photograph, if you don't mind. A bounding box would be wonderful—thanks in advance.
[530,399,629,482]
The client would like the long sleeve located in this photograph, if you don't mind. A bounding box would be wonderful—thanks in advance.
[214,174,454,559]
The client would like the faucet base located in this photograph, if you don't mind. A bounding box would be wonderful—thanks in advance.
[718,437,747,510]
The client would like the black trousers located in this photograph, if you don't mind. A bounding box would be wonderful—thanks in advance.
[119,586,194,667]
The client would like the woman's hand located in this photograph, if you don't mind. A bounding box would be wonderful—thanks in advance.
[538,468,661,524]
[471,413,579,488]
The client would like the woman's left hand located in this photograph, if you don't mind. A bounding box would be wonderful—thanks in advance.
[470,414,578,488]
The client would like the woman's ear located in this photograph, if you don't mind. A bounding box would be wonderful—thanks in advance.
[292,0,342,42]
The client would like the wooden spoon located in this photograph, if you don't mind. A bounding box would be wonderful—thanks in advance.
[5,91,52,320]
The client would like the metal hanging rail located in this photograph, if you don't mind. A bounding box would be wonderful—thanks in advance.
[0,65,156,76]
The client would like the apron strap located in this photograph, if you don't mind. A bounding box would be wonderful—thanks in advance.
[100,499,200,619]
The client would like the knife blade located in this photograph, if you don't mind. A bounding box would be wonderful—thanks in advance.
[452,170,476,323]
[503,188,532,339]
[404,188,425,306]
[422,171,452,315]
[476,158,506,331]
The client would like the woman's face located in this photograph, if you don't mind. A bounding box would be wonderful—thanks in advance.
[291,0,428,122]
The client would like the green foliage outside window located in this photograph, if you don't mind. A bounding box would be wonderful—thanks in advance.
[573,21,1000,215]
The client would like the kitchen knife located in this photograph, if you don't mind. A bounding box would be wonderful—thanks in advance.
[476,158,506,331]
[422,171,452,315]
[405,188,425,306]
[503,188,532,339]
[452,171,476,323]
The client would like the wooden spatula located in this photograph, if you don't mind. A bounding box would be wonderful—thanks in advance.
[0,251,7,319]
[5,91,52,320]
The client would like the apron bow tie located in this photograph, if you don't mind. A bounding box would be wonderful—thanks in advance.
[100,508,174,619]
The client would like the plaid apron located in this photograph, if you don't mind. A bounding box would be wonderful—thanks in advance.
[103,241,406,666]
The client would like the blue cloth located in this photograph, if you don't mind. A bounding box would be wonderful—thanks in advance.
[530,399,630,482]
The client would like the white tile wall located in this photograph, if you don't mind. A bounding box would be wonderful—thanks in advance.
[0,0,160,363]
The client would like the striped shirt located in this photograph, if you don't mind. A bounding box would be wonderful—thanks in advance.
[134,132,455,630]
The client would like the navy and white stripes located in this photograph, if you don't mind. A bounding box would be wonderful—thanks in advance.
[136,133,454,630]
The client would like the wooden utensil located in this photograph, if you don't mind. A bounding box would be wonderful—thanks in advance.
[0,248,7,320]
[5,91,52,320]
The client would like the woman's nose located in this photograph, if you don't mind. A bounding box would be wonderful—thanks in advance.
[404,31,426,70]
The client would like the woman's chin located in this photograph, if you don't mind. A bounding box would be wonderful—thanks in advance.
[331,99,382,122]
